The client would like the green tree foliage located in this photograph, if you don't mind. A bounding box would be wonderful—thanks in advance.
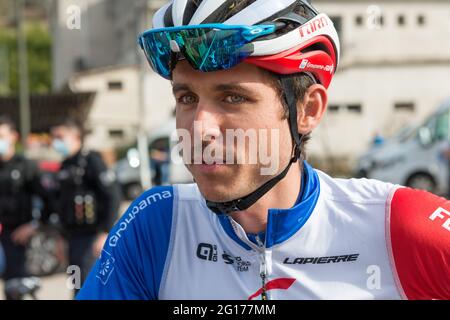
[0,22,52,95]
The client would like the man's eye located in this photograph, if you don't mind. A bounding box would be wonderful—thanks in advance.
[178,94,197,104]
[224,95,247,104]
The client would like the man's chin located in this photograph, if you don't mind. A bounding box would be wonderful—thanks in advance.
[195,180,238,203]
[196,179,239,202]
[188,164,251,202]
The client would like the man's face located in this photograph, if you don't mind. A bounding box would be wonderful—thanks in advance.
[172,61,294,202]
[0,125,16,143]
[0,124,17,157]
[50,126,80,157]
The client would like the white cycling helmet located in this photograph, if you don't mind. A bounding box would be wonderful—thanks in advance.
[151,0,340,88]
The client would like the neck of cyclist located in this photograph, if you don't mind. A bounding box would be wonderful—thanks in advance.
[230,161,302,235]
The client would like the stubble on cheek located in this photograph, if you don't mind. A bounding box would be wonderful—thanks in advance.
[189,161,269,202]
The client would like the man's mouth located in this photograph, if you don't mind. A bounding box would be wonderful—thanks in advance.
[197,158,226,173]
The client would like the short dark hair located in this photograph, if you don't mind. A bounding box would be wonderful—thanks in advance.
[266,72,314,162]
[0,115,17,132]
[52,118,85,140]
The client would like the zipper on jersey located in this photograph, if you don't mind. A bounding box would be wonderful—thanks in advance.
[255,235,268,300]
[227,217,270,300]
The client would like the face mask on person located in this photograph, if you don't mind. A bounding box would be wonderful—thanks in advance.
[0,139,10,157]
[52,139,70,157]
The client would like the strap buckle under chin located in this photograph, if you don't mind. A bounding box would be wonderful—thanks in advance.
[206,199,243,215]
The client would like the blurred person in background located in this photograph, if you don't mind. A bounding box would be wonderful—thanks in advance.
[150,138,171,185]
[50,118,121,297]
[0,116,52,300]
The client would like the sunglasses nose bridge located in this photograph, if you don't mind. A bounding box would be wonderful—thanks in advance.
[170,39,181,53]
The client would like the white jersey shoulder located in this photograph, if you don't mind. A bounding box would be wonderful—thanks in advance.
[316,169,400,204]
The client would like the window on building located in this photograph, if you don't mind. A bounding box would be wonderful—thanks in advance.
[74,57,87,72]
[397,15,405,26]
[394,102,415,112]
[347,104,362,113]
[328,105,340,112]
[108,81,123,91]
[355,15,363,26]
[109,129,124,138]
[417,15,426,26]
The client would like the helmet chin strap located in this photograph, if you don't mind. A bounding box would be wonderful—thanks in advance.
[206,76,304,215]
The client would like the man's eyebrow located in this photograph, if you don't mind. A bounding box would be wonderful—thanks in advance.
[172,83,191,94]
[172,82,256,95]
[214,83,254,95]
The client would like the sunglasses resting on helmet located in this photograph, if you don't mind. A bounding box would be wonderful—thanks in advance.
[137,23,281,79]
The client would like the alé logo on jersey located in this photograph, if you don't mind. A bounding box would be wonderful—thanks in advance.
[196,243,218,262]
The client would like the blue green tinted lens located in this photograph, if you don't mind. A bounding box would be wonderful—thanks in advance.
[142,32,172,78]
[141,27,255,78]
[180,28,253,72]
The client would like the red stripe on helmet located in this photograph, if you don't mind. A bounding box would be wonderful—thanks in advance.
[245,35,337,88]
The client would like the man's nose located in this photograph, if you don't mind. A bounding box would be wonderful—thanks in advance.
[192,103,222,142]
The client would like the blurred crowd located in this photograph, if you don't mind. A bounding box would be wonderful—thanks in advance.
[0,115,122,300]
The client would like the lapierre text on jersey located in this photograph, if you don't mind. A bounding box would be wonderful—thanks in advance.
[283,254,359,264]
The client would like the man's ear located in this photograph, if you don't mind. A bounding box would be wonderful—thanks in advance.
[297,84,328,135]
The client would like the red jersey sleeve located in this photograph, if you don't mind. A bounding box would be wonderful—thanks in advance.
[387,187,450,300]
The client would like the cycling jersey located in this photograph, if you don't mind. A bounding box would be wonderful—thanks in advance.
[77,162,450,300]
